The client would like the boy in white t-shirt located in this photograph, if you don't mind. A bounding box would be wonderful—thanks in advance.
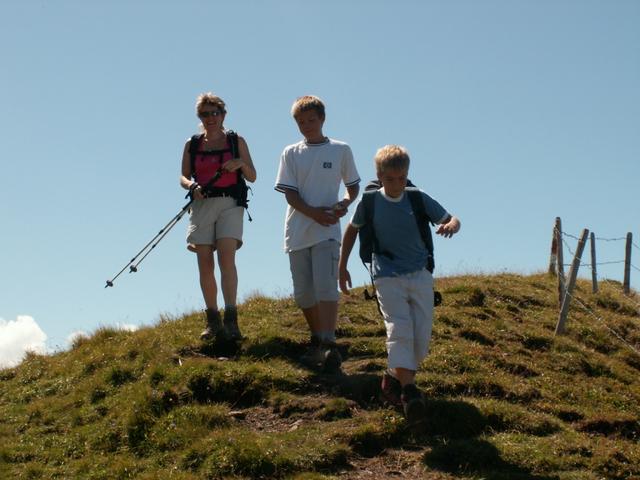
[275,95,361,372]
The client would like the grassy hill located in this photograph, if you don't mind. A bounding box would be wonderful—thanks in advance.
[2,273,640,479]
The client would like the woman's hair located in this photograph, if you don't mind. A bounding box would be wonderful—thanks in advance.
[195,92,226,115]
[291,95,325,119]
[374,145,410,174]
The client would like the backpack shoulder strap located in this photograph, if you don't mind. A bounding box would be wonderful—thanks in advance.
[226,130,242,182]
[362,190,376,223]
[226,130,239,158]
[364,179,381,192]
[225,130,253,219]
[362,190,380,256]
[406,189,435,271]
[189,134,204,180]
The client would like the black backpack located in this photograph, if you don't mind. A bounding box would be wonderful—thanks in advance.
[358,179,435,273]
[189,130,252,220]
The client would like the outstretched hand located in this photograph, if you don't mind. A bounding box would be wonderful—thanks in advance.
[436,216,461,238]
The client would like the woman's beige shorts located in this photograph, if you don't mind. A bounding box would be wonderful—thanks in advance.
[186,196,244,249]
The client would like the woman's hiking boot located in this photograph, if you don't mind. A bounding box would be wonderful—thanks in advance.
[300,336,324,370]
[322,341,342,374]
[401,383,426,424]
[223,306,242,341]
[380,371,402,407]
[300,337,342,373]
[200,308,224,341]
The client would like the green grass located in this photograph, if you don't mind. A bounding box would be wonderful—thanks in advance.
[1,273,639,479]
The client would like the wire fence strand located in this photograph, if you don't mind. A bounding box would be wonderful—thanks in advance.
[555,228,640,310]
[558,230,637,272]
[563,287,640,356]
[595,236,627,242]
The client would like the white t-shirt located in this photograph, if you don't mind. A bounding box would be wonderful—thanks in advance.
[275,138,361,252]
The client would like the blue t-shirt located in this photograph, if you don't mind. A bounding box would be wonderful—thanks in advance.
[351,188,449,279]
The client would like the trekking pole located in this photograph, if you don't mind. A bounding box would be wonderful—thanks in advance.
[105,169,223,288]
[104,199,193,288]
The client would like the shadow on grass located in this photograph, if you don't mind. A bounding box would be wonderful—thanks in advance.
[243,336,305,361]
[347,398,559,478]
[421,400,558,480]
[243,337,386,407]
[178,337,243,359]
[179,337,559,478]
[424,437,556,480]
[317,372,382,407]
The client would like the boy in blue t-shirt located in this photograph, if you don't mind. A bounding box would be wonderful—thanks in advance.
[338,144,460,423]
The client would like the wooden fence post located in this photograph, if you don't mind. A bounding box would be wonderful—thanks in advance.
[556,228,589,335]
[624,232,632,295]
[549,217,561,275]
[590,232,598,294]
[556,219,565,306]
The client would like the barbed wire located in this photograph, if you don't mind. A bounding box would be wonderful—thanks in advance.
[547,224,640,353]
[559,231,582,242]
[597,274,640,312]
[562,287,640,356]
[595,236,627,242]
[557,230,638,272]
[559,231,628,243]
[559,235,577,258]
[562,261,625,268]
[556,230,640,311]
[558,229,639,249]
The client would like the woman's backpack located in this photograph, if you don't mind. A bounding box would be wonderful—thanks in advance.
[189,130,252,220]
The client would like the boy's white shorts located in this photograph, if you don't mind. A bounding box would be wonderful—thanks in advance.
[186,197,244,249]
[288,239,340,308]
[375,269,434,371]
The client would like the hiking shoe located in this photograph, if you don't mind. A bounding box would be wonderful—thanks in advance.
[380,371,402,407]
[322,342,342,374]
[401,384,426,424]
[300,337,325,370]
[223,307,242,341]
[200,308,224,341]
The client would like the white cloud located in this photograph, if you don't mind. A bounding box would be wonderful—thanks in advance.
[66,330,89,346]
[0,315,48,369]
[116,323,139,332]
[64,324,138,350]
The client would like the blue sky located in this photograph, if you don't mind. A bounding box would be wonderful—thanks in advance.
[1,0,639,366]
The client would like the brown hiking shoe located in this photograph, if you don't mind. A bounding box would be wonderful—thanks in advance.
[223,307,242,341]
[401,384,426,424]
[322,342,342,374]
[300,336,324,370]
[380,372,402,407]
[200,308,224,341]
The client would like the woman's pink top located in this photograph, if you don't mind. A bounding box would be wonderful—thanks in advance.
[193,137,237,187]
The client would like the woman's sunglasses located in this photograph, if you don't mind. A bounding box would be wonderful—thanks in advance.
[199,110,224,118]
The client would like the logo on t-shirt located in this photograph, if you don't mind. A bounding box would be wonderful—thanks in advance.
[323,162,332,169]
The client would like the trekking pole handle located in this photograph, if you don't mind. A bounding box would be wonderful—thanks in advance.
[185,182,201,199]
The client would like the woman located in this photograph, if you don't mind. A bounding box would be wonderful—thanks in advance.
[180,92,257,342]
